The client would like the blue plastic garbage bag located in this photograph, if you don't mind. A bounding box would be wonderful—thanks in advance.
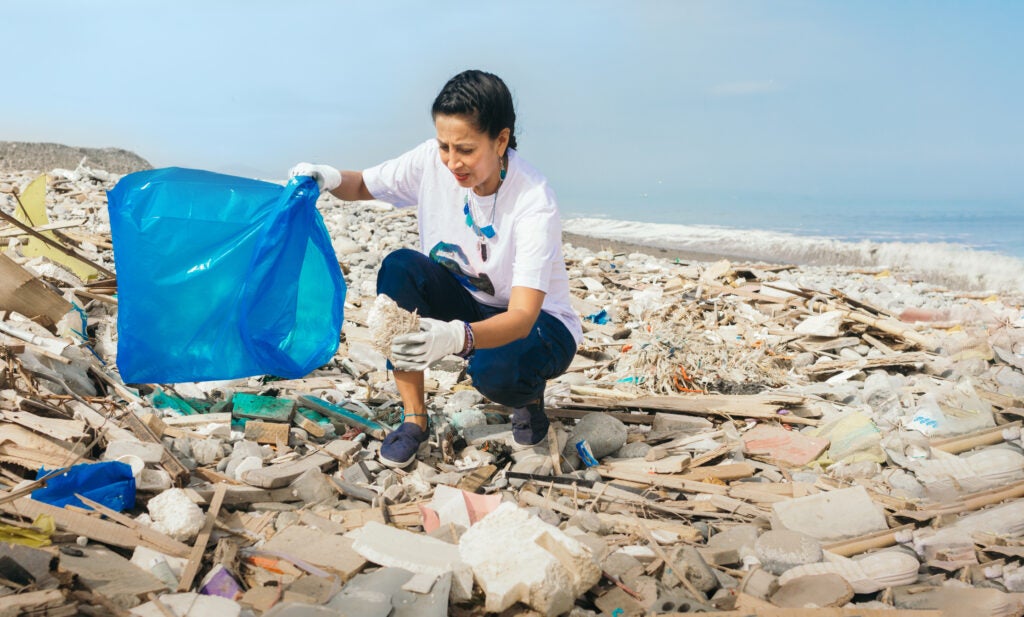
[32,461,136,512]
[107,168,345,383]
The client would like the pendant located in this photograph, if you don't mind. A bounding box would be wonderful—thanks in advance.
[477,239,488,262]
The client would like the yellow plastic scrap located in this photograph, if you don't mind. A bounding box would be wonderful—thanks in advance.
[0,513,55,547]
[14,174,99,281]
[810,412,886,466]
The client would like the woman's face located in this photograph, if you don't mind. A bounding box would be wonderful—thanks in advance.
[434,113,509,196]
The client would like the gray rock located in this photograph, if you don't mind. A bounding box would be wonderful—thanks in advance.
[707,524,761,560]
[665,545,717,593]
[770,573,853,608]
[754,530,823,575]
[562,413,628,460]
[614,441,652,459]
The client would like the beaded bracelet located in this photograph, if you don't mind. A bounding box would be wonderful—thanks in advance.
[457,321,475,358]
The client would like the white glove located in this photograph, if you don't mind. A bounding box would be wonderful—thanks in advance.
[288,162,342,193]
[391,318,467,371]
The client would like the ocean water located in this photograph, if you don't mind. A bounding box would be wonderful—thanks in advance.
[562,198,1024,294]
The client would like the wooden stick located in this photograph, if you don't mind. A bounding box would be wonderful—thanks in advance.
[0,200,115,279]
[178,483,228,591]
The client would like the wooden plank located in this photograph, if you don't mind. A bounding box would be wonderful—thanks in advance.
[621,394,820,426]
[2,410,87,442]
[682,463,755,482]
[240,440,359,489]
[0,253,71,329]
[895,479,1024,520]
[59,545,166,605]
[0,497,190,557]
[243,420,290,445]
[178,482,227,591]
[599,468,729,495]
[0,218,85,238]
[0,589,68,614]
[802,351,933,376]
[930,420,1020,454]
[822,523,915,557]
[118,407,190,487]
[261,525,367,581]
[455,464,497,493]
[0,422,84,469]
[601,454,691,476]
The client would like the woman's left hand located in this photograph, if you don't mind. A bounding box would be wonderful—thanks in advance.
[391,318,467,371]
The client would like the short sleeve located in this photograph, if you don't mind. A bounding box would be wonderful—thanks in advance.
[362,140,435,208]
[511,186,562,293]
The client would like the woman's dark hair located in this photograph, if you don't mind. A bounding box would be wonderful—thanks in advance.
[432,70,518,150]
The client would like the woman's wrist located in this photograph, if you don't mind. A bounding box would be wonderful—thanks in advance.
[457,321,475,357]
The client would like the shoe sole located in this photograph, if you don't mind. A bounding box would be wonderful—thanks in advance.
[511,435,549,452]
[378,452,417,468]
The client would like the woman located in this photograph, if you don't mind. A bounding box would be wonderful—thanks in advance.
[290,70,581,468]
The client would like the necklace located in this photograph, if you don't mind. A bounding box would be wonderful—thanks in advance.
[462,154,506,262]
[463,191,496,261]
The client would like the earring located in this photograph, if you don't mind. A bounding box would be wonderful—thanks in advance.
[499,153,507,181]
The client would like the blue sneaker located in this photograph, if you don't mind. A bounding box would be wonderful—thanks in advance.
[380,422,429,468]
[511,400,549,450]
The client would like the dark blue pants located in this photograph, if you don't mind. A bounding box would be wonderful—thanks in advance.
[376,248,577,407]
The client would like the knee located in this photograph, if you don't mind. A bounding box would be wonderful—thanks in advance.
[469,353,543,408]
[377,248,424,291]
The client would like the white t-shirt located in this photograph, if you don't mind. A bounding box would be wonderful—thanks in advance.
[363,139,582,344]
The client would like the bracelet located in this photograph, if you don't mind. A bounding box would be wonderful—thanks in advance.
[457,321,475,358]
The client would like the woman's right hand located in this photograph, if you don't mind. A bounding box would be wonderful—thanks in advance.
[288,163,342,192]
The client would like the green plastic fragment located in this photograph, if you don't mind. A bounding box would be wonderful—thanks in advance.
[231,392,295,423]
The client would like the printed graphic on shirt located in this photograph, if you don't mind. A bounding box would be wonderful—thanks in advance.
[429,241,495,296]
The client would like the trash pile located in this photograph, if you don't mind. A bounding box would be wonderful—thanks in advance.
[1,163,1023,617]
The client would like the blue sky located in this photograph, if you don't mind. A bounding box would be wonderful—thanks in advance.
[5,1,1022,223]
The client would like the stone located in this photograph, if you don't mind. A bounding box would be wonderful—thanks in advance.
[769,573,853,608]
[289,468,336,504]
[778,550,920,593]
[562,413,627,462]
[666,545,717,593]
[613,441,652,459]
[329,567,450,617]
[794,310,844,337]
[707,524,761,560]
[754,530,823,575]
[771,486,888,542]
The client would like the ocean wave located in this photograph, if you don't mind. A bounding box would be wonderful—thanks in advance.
[564,217,1024,294]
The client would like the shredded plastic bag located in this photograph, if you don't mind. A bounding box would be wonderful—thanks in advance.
[108,168,345,383]
[33,462,136,512]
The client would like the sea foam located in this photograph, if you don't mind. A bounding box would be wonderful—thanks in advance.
[565,217,1024,295]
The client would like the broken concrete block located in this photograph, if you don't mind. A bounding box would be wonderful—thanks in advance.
[458,502,601,616]
[754,530,823,575]
[351,521,472,602]
[771,486,887,542]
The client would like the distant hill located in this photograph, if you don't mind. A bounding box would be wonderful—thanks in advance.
[0,141,152,174]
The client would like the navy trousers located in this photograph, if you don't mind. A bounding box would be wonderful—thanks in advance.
[376,248,577,407]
